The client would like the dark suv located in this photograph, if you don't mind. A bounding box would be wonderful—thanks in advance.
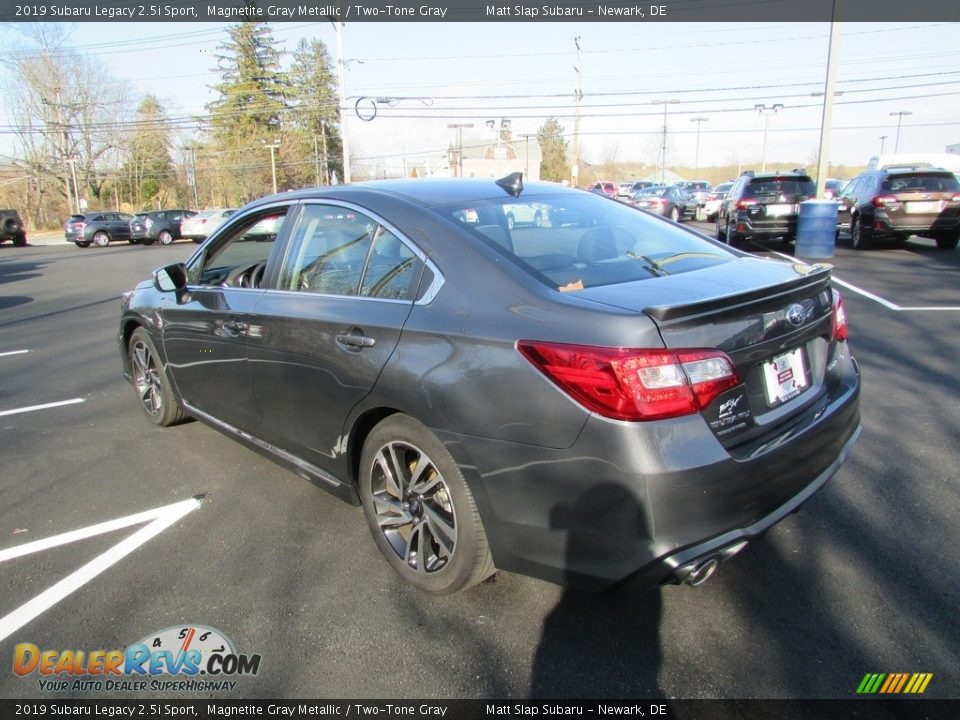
[64,212,136,247]
[0,210,27,247]
[836,167,960,250]
[716,171,815,248]
[130,209,197,246]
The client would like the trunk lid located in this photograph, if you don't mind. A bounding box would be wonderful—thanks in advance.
[578,256,835,446]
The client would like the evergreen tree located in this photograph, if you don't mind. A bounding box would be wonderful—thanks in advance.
[287,37,343,186]
[207,21,288,203]
[538,117,569,182]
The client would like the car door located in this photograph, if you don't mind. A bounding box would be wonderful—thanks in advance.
[107,213,133,240]
[160,204,293,434]
[247,202,430,471]
[836,177,861,232]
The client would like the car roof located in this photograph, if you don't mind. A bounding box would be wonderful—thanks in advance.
[244,178,583,211]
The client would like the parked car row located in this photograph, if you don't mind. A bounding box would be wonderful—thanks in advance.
[62,208,241,248]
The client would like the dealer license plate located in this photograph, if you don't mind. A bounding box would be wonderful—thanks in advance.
[905,201,941,214]
[762,348,808,406]
[766,204,796,217]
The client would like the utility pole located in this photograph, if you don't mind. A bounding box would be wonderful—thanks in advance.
[314,134,322,186]
[189,144,200,208]
[321,120,329,185]
[335,21,352,183]
[879,135,888,154]
[520,133,537,176]
[652,99,678,184]
[51,88,76,216]
[814,3,840,199]
[571,36,583,188]
[447,123,473,177]
[690,117,709,173]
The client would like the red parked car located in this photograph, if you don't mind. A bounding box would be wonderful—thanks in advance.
[588,181,618,197]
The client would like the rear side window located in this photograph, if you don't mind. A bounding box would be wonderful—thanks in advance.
[882,174,960,192]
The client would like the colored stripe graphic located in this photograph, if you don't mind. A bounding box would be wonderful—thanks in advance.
[857,673,932,694]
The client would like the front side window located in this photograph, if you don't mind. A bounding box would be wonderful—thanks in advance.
[189,209,289,287]
[437,191,736,292]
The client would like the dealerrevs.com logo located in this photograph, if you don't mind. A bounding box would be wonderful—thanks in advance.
[13,625,261,692]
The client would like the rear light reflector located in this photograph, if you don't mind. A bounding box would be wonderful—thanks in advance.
[517,341,741,421]
[831,290,848,342]
[872,195,897,208]
[736,198,758,209]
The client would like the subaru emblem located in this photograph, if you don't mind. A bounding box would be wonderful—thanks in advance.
[785,303,806,327]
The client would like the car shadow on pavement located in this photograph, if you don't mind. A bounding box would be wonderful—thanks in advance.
[529,483,663,698]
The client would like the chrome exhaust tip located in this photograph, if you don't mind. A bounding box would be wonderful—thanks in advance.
[683,557,719,586]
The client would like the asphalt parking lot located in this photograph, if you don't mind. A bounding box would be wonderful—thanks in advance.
[1,230,958,700]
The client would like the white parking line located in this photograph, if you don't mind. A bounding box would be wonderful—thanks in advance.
[768,250,960,312]
[0,350,30,358]
[0,498,201,642]
[0,398,85,418]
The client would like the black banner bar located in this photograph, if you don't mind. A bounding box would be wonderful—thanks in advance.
[1,0,959,23]
[2,700,959,720]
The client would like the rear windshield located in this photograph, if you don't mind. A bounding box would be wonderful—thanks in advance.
[881,173,959,192]
[746,177,815,196]
[435,192,736,291]
[685,182,710,191]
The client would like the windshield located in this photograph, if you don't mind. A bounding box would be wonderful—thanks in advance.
[436,192,736,291]
[746,178,815,196]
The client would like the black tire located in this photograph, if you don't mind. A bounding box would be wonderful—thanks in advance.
[76,240,92,248]
[715,217,724,240]
[158,230,174,245]
[13,232,27,248]
[936,232,959,250]
[127,239,137,244]
[128,327,187,427]
[2,218,18,234]
[725,218,743,248]
[141,238,156,246]
[359,414,495,594]
[93,231,110,248]
[193,237,205,244]
[505,213,515,231]
[533,211,543,227]
[670,206,681,223]
[851,217,872,250]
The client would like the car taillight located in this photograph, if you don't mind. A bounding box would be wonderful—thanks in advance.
[872,195,897,207]
[517,341,741,422]
[950,194,960,203]
[831,290,848,342]
[736,198,757,209]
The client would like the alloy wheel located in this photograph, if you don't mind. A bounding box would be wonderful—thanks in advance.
[131,338,163,416]
[369,441,457,574]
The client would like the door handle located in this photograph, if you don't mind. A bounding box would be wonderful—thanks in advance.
[335,329,376,350]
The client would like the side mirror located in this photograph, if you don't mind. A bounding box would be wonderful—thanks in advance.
[153,263,189,302]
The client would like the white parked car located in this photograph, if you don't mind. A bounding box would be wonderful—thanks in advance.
[503,203,545,229]
[181,208,237,243]
[700,182,734,222]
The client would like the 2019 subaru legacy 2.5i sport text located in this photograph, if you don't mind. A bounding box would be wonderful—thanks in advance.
[119,175,861,594]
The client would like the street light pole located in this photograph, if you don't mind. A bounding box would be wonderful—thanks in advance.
[689,117,708,173]
[755,103,783,173]
[890,111,912,152]
[652,99,678,184]
[879,135,887,154]
[263,139,280,194]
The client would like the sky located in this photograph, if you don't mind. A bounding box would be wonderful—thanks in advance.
[2,20,959,179]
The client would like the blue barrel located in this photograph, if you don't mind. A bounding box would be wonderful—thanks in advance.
[795,200,838,258]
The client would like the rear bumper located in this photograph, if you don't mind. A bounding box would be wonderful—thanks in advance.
[443,347,861,591]
[740,215,800,239]
[873,215,960,236]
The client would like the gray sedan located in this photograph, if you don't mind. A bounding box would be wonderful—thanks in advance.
[119,176,860,594]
